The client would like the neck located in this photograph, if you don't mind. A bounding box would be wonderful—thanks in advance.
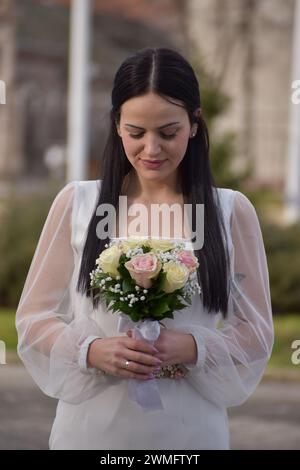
[123,170,182,202]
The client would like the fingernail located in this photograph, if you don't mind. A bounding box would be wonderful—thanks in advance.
[153,368,161,372]
[147,374,155,379]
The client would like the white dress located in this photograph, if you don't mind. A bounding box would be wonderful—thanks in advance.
[15,180,274,450]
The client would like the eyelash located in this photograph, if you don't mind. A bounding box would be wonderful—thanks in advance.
[129,132,178,140]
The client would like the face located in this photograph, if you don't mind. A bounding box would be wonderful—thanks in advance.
[116,92,198,187]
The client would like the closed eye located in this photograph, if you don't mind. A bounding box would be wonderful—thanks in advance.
[129,132,178,140]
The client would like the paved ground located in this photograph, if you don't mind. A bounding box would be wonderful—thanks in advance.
[228,380,300,449]
[0,364,299,450]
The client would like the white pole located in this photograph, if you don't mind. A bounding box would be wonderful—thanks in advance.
[285,0,300,222]
[66,0,91,182]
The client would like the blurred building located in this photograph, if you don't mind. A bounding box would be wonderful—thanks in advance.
[0,0,184,184]
[0,0,298,195]
[186,0,296,191]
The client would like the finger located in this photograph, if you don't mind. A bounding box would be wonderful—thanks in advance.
[127,338,159,355]
[124,359,161,375]
[152,353,165,362]
[119,353,161,375]
[125,349,162,367]
[118,367,155,381]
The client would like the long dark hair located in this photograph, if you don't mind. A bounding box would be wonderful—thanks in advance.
[77,47,230,317]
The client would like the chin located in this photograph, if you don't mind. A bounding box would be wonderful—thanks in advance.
[140,171,165,180]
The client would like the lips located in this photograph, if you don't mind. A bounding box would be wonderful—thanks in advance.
[141,159,166,169]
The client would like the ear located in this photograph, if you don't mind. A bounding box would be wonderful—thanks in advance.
[194,107,202,119]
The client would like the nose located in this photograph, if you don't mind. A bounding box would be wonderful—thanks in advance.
[143,135,162,157]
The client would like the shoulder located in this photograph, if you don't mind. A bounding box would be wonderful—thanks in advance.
[212,187,237,227]
[222,190,262,237]
[55,180,77,198]
[76,179,102,191]
[214,187,257,218]
[54,179,101,205]
[231,190,259,224]
[68,180,102,230]
[49,181,77,217]
[213,187,236,209]
[49,179,101,219]
[74,179,102,202]
[57,179,102,192]
[52,180,102,252]
[213,188,262,244]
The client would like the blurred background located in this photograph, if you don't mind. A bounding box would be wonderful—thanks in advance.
[0,0,299,450]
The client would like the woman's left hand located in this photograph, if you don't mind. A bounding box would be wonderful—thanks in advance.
[126,328,197,367]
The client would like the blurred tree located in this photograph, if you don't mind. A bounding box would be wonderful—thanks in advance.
[189,55,252,191]
[189,54,281,216]
[261,221,300,315]
[0,183,60,308]
[188,55,300,317]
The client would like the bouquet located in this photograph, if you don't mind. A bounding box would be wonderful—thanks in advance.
[89,237,201,411]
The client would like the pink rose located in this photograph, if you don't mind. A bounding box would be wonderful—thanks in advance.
[176,250,199,272]
[125,253,162,288]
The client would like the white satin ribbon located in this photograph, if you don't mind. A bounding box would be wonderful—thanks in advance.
[117,315,163,412]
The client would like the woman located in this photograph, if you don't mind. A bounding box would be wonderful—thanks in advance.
[16,47,274,450]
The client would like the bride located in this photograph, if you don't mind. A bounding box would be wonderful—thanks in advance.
[15,47,274,450]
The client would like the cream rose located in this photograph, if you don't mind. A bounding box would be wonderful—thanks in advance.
[121,238,150,253]
[96,245,121,278]
[124,253,162,288]
[149,239,175,252]
[162,261,189,293]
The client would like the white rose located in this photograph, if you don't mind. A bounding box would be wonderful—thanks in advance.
[97,245,121,278]
[149,239,175,252]
[121,238,150,253]
[162,261,189,293]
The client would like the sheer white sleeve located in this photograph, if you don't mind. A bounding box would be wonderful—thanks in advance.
[15,181,110,404]
[181,191,274,408]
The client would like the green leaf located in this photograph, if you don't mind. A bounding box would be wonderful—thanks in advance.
[118,264,131,281]
[156,271,167,292]
[146,291,165,301]
[122,278,133,293]
[119,253,127,263]
[164,311,174,319]
[151,300,170,316]
[130,311,140,322]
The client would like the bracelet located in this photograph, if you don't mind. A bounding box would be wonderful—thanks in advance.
[153,363,189,379]
[78,335,106,375]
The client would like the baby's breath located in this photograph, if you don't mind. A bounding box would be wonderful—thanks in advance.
[89,239,201,320]
[125,247,144,258]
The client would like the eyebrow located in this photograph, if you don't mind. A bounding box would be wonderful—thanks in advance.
[124,121,181,130]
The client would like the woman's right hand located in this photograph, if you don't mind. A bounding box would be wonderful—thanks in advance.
[86,336,163,380]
